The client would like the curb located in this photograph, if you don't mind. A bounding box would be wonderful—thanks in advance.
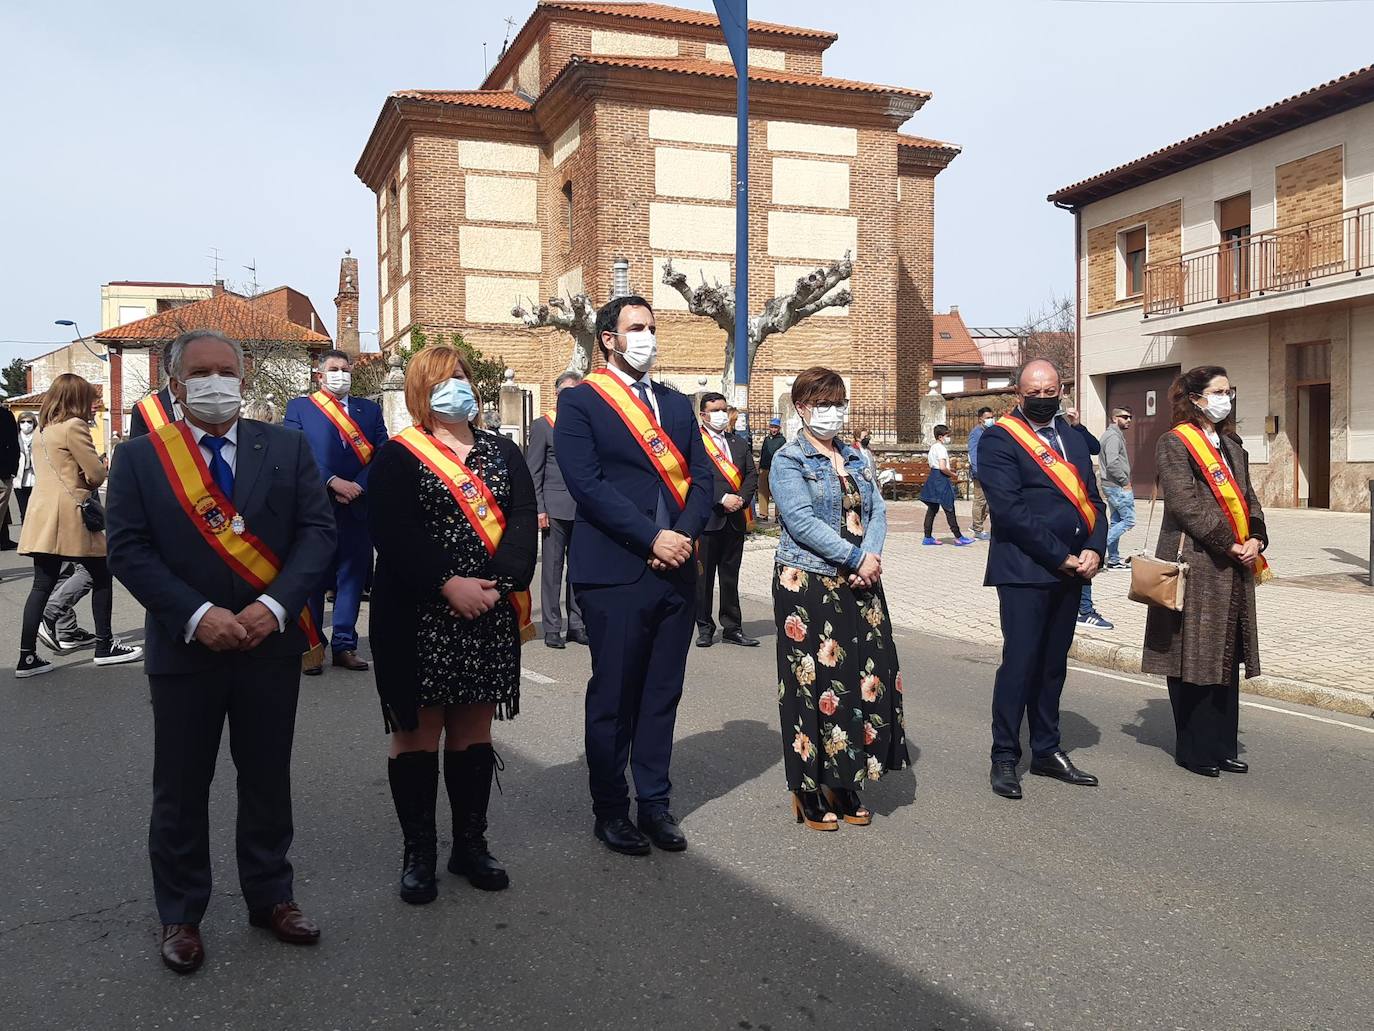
[1067,637,1374,720]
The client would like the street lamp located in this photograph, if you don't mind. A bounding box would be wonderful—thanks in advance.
[54,319,108,362]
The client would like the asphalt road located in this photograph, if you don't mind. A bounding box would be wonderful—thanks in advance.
[1,552,1370,1031]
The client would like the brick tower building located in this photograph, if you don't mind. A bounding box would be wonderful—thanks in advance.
[354,1,958,434]
[335,250,361,357]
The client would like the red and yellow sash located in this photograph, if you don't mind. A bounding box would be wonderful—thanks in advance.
[150,422,324,668]
[309,390,374,465]
[1171,423,1273,582]
[583,371,691,510]
[544,410,557,426]
[137,392,172,432]
[700,428,754,530]
[392,426,536,644]
[997,415,1098,534]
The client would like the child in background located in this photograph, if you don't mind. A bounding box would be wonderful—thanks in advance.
[920,424,975,547]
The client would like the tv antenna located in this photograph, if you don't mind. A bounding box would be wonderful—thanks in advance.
[206,246,222,281]
[243,259,258,296]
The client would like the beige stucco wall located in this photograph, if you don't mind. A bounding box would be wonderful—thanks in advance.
[702,43,785,69]
[767,211,858,260]
[465,275,540,324]
[766,120,858,157]
[590,30,678,57]
[649,201,735,254]
[465,175,539,223]
[457,139,540,174]
[99,283,213,332]
[459,226,542,273]
[771,157,850,209]
[655,147,732,201]
[648,109,735,147]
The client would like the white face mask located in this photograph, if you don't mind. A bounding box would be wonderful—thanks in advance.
[323,369,351,395]
[19,423,35,436]
[804,404,847,441]
[617,329,657,373]
[940,436,952,446]
[182,374,242,424]
[1198,393,1233,424]
[706,410,730,432]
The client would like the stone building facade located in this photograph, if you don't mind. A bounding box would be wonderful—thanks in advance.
[354,1,957,434]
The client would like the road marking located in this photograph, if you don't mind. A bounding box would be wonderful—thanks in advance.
[522,668,557,684]
[1068,665,1374,735]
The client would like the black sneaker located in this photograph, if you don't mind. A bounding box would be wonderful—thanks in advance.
[57,627,99,650]
[15,652,54,679]
[93,639,144,666]
[36,618,77,654]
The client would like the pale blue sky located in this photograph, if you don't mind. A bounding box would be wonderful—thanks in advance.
[2,0,1372,372]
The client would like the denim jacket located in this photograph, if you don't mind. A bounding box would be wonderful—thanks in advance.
[770,432,887,575]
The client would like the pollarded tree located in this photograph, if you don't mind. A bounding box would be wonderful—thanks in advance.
[511,295,598,375]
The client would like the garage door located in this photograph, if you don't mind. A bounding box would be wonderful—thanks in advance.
[1106,366,1180,494]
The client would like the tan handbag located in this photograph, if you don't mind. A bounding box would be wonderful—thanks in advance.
[1127,486,1187,611]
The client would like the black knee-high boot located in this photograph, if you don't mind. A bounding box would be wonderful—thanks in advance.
[387,750,439,904]
[444,743,509,891]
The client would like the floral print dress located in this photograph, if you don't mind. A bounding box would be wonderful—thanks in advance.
[774,475,908,792]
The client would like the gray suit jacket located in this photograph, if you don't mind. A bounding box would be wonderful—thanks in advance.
[106,419,336,676]
[526,414,576,521]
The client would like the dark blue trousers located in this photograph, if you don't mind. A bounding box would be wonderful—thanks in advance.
[575,567,695,820]
[990,581,1082,763]
[309,510,371,653]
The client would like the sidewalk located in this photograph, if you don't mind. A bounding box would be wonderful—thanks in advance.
[744,501,1374,718]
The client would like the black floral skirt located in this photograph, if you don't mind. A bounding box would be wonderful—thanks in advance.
[773,564,909,792]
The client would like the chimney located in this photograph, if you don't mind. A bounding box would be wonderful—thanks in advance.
[948,305,959,316]
[611,257,630,299]
[335,250,361,357]
[212,279,225,297]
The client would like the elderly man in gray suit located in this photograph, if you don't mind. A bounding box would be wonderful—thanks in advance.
[527,370,587,649]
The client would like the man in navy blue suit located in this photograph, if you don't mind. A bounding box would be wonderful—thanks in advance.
[977,359,1107,800]
[284,349,388,674]
[554,295,714,856]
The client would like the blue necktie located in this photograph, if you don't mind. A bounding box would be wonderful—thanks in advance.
[1038,428,1064,458]
[633,381,672,530]
[203,436,235,499]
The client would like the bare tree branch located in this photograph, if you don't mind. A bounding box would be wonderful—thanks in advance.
[512,293,597,374]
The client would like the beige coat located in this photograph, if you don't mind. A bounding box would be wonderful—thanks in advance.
[1142,428,1265,685]
[18,418,108,558]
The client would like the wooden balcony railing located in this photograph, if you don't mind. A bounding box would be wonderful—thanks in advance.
[1143,203,1374,316]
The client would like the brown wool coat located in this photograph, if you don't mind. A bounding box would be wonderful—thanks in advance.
[1142,428,1265,685]
[17,418,108,559]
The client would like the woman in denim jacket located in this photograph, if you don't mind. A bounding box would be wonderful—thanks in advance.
[769,367,909,831]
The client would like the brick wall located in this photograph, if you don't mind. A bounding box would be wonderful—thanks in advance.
[895,170,937,439]
[1276,145,1344,229]
[1085,200,1182,314]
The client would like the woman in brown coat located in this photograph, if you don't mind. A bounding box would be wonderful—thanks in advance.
[1142,365,1266,778]
[16,374,141,678]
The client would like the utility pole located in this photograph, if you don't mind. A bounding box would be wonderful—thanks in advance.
[713,0,749,417]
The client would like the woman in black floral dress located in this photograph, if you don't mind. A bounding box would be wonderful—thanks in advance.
[369,346,536,903]
[768,367,908,830]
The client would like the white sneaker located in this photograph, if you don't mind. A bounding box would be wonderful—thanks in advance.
[93,639,144,666]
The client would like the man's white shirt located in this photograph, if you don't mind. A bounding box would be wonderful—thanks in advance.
[605,364,661,423]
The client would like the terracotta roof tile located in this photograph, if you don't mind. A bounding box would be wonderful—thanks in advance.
[94,292,332,345]
[897,133,961,153]
[393,89,533,111]
[565,55,929,99]
[933,312,984,366]
[537,2,837,41]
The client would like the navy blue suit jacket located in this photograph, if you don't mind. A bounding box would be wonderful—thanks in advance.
[106,420,337,675]
[283,393,388,521]
[978,409,1108,587]
[554,378,714,586]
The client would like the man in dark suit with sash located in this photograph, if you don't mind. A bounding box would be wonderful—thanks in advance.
[107,329,335,974]
[977,359,1107,800]
[525,370,587,649]
[695,390,758,648]
[554,296,713,856]
[129,343,179,438]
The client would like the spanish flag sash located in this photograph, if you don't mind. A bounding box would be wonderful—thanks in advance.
[583,371,691,510]
[150,422,325,668]
[700,428,754,530]
[544,410,557,426]
[392,426,537,644]
[1171,423,1273,582]
[996,414,1099,534]
[309,390,374,465]
[137,392,172,432]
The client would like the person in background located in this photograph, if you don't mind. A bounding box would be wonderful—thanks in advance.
[0,404,18,550]
[728,406,753,451]
[525,370,587,649]
[1099,406,1136,570]
[16,373,142,677]
[854,428,877,479]
[757,417,786,521]
[1143,366,1266,779]
[284,350,389,675]
[15,411,37,520]
[967,406,995,540]
[695,392,759,649]
[36,563,98,654]
[1063,406,1114,630]
[920,424,975,547]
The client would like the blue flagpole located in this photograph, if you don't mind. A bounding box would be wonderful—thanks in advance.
[714,0,749,407]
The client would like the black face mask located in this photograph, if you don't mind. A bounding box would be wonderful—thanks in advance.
[860,437,871,448]
[1022,395,1061,423]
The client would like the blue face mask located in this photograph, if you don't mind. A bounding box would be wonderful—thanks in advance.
[430,378,478,421]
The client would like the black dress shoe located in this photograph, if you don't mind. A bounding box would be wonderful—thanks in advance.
[721,630,760,647]
[160,924,204,974]
[1176,759,1221,778]
[990,761,1022,799]
[594,816,652,856]
[1219,758,1248,774]
[696,631,714,648]
[544,633,565,649]
[303,665,323,677]
[1030,750,1099,786]
[637,810,687,852]
[566,628,590,646]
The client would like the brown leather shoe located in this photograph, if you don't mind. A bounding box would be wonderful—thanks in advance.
[160,923,204,974]
[248,901,320,944]
[331,649,369,671]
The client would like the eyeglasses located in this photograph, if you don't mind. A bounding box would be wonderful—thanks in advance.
[1193,388,1237,400]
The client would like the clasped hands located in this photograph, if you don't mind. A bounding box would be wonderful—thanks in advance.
[194,601,281,652]
[847,552,882,590]
[647,530,693,572]
[441,575,502,619]
[1229,538,1262,569]
[329,477,364,505]
[1059,550,1102,580]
